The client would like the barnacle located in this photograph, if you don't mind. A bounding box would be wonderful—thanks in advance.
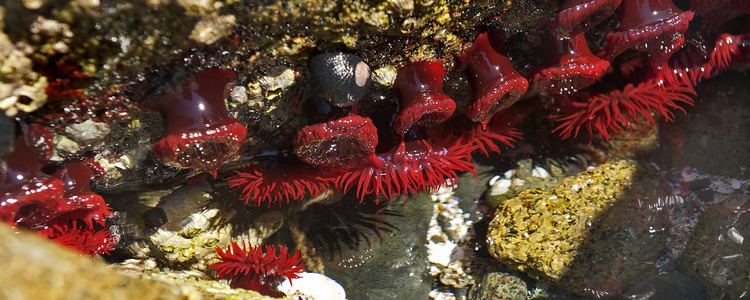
[209,242,304,297]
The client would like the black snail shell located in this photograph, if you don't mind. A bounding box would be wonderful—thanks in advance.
[309,52,371,107]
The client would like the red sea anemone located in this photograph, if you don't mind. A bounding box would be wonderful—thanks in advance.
[228,157,335,206]
[336,138,476,201]
[604,0,695,64]
[393,61,457,136]
[656,33,749,88]
[51,160,112,228]
[556,0,623,36]
[532,32,610,95]
[552,80,694,140]
[0,125,65,226]
[153,68,248,175]
[209,241,304,297]
[293,114,382,169]
[39,222,115,256]
[462,31,529,126]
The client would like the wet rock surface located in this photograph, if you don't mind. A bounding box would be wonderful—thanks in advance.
[0,223,276,300]
[323,194,433,300]
[656,74,750,179]
[468,272,528,300]
[487,160,637,283]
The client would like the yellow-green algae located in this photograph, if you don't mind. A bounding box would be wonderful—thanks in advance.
[487,160,637,281]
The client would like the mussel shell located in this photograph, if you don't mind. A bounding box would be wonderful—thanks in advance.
[310,53,371,107]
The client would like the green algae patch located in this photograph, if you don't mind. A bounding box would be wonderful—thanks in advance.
[486,160,637,282]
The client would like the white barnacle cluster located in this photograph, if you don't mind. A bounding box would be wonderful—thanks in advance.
[0,11,48,116]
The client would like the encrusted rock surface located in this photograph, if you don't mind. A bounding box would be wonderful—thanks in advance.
[486,160,637,283]
[0,8,47,116]
[467,272,528,300]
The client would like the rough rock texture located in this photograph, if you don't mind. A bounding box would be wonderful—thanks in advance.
[680,193,750,299]
[487,160,636,283]
[468,272,528,300]
[0,223,273,300]
[0,7,47,116]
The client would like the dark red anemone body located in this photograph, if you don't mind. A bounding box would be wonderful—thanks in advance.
[393,62,457,136]
[209,242,304,297]
[0,126,64,226]
[293,114,382,169]
[462,31,528,126]
[228,157,336,206]
[336,138,476,201]
[153,68,247,174]
[604,0,695,64]
[51,160,112,229]
[1,127,114,255]
[655,33,750,88]
[532,33,610,95]
[552,80,694,140]
[556,0,623,36]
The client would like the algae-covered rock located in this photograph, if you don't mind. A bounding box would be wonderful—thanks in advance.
[486,160,637,282]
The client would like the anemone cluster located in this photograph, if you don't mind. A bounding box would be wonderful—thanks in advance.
[1,0,749,297]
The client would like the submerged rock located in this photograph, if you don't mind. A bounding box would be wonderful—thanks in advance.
[680,192,750,299]
[487,160,636,281]
[323,194,433,300]
[468,272,528,300]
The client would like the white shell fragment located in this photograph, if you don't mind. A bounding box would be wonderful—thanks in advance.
[278,272,347,300]
[727,227,744,245]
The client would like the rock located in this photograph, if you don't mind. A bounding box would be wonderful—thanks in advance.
[468,272,528,300]
[64,119,111,147]
[0,223,182,299]
[487,160,636,285]
[53,135,81,157]
[0,113,12,156]
[679,192,750,299]
[115,259,276,299]
[620,272,705,300]
[277,272,346,300]
[323,194,433,300]
[657,74,750,179]
[190,14,236,45]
